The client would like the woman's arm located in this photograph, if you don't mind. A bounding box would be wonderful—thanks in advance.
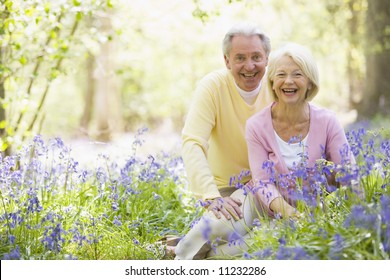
[245,114,290,213]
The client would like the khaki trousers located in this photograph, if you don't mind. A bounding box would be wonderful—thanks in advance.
[175,187,266,259]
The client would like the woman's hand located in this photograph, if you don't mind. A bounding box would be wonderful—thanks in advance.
[207,197,243,221]
[269,197,297,219]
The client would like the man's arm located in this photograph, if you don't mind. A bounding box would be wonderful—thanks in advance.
[181,74,243,220]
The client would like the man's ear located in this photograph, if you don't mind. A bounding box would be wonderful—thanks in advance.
[224,55,231,69]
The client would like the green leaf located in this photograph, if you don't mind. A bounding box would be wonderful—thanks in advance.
[0,141,8,152]
[76,11,83,21]
[25,8,36,17]
[19,56,27,65]
[0,120,7,129]
[73,0,81,7]
[44,3,51,14]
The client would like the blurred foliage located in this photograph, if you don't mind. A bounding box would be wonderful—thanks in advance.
[1,0,388,150]
[0,0,113,152]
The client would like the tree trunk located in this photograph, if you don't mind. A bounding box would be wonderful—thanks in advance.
[79,52,95,136]
[0,80,5,142]
[360,0,390,119]
[347,0,364,111]
[94,14,123,141]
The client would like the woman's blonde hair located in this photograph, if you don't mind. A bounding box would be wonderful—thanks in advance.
[267,43,319,101]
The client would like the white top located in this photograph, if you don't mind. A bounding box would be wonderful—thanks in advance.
[274,131,308,169]
[234,81,261,105]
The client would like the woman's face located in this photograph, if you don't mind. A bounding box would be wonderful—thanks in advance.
[272,55,311,105]
[224,35,268,92]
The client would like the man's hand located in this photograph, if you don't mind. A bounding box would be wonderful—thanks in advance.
[207,197,243,221]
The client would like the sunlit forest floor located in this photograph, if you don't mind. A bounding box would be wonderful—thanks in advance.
[69,128,182,167]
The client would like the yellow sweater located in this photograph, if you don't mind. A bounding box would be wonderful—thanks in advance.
[181,69,272,200]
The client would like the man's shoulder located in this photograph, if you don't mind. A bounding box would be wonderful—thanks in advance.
[200,68,230,85]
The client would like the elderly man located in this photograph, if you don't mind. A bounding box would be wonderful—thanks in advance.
[175,23,273,259]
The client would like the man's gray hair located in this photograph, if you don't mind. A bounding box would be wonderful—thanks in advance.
[222,23,271,57]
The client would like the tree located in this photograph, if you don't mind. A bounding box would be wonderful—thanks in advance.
[360,0,390,119]
[78,12,123,141]
[0,0,113,154]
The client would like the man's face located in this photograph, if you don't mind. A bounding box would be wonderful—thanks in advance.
[224,35,268,91]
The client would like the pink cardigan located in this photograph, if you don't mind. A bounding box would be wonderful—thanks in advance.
[245,102,353,210]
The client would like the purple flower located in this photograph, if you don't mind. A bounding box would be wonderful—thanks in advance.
[8,234,15,245]
[113,215,122,227]
[26,189,43,214]
[227,230,244,247]
[3,246,21,260]
[275,245,313,260]
[262,160,276,183]
[152,192,160,200]
[380,195,390,252]
[69,227,87,247]
[328,233,344,259]
[344,205,378,230]
[253,247,273,259]
[278,237,286,245]
[252,218,261,228]
[41,223,67,253]
[200,217,211,241]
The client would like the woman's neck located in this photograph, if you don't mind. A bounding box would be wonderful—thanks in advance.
[271,102,310,143]
[272,101,310,124]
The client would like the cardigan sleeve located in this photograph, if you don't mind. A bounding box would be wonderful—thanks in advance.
[325,113,355,165]
[245,110,283,209]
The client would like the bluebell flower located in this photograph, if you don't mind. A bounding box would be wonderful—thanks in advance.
[380,195,390,252]
[200,217,211,241]
[207,236,220,254]
[8,234,15,245]
[41,223,67,253]
[87,233,102,245]
[189,217,201,229]
[152,192,160,200]
[278,237,286,245]
[328,233,344,259]
[227,230,244,247]
[113,215,122,226]
[32,135,48,156]
[262,160,276,182]
[69,227,87,247]
[26,189,43,214]
[8,211,23,229]
[252,218,261,228]
[344,205,378,230]
[252,247,273,259]
[3,246,21,260]
[275,245,313,260]
[64,254,78,260]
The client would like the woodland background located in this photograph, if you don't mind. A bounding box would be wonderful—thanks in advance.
[1,0,389,155]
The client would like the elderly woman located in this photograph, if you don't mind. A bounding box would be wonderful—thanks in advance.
[245,43,355,218]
